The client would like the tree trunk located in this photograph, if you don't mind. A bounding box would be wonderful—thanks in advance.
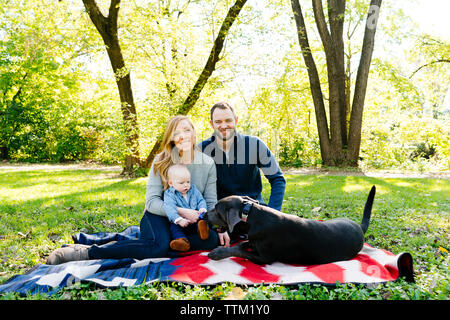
[291,0,382,167]
[0,146,8,160]
[82,0,141,175]
[144,0,248,167]
[290,0,332,164]
[347,0,382,165]
[311,0,345,161]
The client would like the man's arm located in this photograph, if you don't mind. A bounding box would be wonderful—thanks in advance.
[257,139,286,211]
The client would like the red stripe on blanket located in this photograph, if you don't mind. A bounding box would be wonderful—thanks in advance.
[231,257,281,283]
[170,254,215,283]
[305,263,345,283]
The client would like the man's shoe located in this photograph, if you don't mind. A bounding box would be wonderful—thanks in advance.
[198,220,210,240]
[170,238,190,252]
[46,246,89,265]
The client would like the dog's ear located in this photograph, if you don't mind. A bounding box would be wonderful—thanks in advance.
[226,208,242,234]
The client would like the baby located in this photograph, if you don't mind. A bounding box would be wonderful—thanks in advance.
[164,164,210,251]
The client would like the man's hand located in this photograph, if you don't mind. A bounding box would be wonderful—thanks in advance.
[218,231,230,247]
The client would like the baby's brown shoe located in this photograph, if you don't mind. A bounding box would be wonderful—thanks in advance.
[197,220,210,240]
[170,238,190,251]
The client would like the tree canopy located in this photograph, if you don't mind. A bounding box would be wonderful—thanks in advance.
[1,0,448,172]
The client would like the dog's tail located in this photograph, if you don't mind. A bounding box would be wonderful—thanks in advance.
[360,186,376,234]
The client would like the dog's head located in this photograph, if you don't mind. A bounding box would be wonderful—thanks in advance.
[205,195,258,233]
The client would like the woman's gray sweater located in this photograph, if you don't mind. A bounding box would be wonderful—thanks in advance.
[145,150,217,217]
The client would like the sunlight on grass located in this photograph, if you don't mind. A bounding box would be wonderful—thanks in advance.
[391,181,416,188]
[0,170,126,202]
[342,177,372,193]
[128,178,148,185]
[284,175,313,185]
[342,176,389,194]
[1,169,449,300]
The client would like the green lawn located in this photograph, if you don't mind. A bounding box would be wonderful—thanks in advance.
[0,168,448,300]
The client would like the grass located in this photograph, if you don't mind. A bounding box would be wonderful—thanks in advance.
[0,167,448,300]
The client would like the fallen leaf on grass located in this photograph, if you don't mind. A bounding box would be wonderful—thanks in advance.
[17,230,32,239]
[224,287,246,300]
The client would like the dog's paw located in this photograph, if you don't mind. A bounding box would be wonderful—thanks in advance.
[208,247,229,260]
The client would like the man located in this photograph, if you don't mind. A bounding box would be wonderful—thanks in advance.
[200,101,286,247]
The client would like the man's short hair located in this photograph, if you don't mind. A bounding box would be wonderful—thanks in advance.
[210,101,237,120]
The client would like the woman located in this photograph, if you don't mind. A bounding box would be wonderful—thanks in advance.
[46,116,219,264]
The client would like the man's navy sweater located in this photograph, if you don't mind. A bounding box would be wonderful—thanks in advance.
[200,132,286,211]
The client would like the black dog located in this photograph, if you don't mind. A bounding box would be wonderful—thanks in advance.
[205,186,376,265]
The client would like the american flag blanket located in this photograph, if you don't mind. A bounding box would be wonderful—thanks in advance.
[0,227,414,296]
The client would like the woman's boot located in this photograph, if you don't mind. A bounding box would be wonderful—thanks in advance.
[46,245,89,265]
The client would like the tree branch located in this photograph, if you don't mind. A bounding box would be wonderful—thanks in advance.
[81,0,108,36]
[176,0,247,115]
[144,0,248,167]
[329,0,345,41]
[409,59,450,78]
[312,0,332,53]
[108,0,121,30]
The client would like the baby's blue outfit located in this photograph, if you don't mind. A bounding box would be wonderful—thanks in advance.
[164,184,207,240]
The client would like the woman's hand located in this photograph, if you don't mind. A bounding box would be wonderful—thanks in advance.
[177,207,199,223]
[218,231,230,247]
[176,218,190,228]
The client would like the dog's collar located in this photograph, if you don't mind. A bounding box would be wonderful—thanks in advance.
[241,202,253,221]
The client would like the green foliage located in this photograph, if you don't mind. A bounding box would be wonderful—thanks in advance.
[238,1,449,171]
[0,0,448,170]
[241,48,323,168]
[0,0,125,164]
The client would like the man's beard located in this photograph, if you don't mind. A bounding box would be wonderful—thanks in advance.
[214,128,236,142]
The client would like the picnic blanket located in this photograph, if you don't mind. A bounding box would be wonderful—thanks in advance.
[0,227,414,296]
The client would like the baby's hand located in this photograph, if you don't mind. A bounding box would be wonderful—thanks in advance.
[177,218,190,228]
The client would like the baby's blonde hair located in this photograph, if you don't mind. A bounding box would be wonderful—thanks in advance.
[167,164,190,181]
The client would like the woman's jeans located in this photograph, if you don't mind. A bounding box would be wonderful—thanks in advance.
[88,210,219,260]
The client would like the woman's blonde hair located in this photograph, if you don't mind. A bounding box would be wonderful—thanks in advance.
[153,115,198,189]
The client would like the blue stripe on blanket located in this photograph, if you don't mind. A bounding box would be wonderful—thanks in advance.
[0,257,179,296]
[72,226,140,245]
